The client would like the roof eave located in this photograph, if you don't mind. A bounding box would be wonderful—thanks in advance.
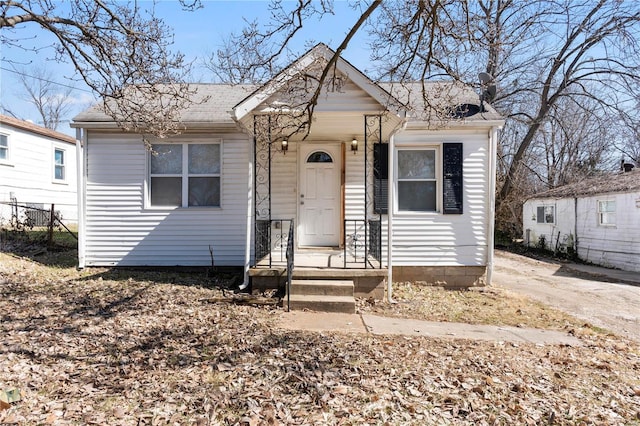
[71,120,239,130]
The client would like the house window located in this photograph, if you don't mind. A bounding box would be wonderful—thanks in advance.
[54,148,65,181]
[536,206,555,224]
[397,148,437,212]
[150,143,221,207]
[0,134,8,161]
[598,200,616,226]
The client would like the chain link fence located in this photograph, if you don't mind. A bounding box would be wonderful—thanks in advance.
[0,200,78,251]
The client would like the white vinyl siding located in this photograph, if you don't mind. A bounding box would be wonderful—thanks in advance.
[84,132,250,266]
[0,124,76,222]
[389,129,490,266]
[523,192,639,272]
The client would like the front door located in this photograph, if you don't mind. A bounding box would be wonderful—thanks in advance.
[299,144,341,247]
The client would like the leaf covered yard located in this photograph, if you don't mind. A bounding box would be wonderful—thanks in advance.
[1,252,639,425]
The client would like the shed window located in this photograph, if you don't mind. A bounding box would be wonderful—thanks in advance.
[54,148,65,181]
[0,134,8,160]
[598,200,616,226]
[397,149,437,212]
[150,143,221,207]
[536,206,555,224]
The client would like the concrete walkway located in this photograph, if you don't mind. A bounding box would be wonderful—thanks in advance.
[276,311,583,346]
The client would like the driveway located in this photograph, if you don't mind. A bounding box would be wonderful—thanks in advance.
[492,250,640,341]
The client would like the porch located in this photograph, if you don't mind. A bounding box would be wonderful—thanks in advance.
[249,219,387,307]
[248,112,392,311]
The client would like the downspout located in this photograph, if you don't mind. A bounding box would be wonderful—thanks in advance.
[386,119,408,303]
[76,128,86,269]
[486,126,500,285]
[239,137,254,290]
[573,197,578,255]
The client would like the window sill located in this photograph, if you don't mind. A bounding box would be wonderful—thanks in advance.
[52,180,68,185]
[394,210,440,216]
[0,161,14,167]
[144,205,222,211]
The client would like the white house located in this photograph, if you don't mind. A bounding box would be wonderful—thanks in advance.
[0,114,78,225]
[523,168,640,273]
[71,45,503,298]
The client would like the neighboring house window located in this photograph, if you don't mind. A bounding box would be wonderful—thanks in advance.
[536,206,555,224]
[598,200,616,226]
[397,148,437,212]
[0,134,8,160]
[54,148,65,181]
[150,143,221,207]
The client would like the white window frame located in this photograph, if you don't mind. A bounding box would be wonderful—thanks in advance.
[53,147,66,182]
[147,141,222,209]
[597,199,616,226]
[394,146,440,214]
[536,205,555,224]
[0,133,10,164]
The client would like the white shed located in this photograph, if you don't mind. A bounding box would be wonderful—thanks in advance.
[523,169,640,273]
[72,44,503,295]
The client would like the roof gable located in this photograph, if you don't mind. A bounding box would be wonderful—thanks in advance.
[232,43,406,121]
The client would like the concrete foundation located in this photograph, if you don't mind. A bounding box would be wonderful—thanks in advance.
[392,265,487,288]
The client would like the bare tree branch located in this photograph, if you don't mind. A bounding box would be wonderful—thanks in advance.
[1,0,201,138]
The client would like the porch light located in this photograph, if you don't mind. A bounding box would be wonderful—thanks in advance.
[281,139,288,154]
[351,138,358,153]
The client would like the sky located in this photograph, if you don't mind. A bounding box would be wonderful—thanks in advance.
[0,0,372,136]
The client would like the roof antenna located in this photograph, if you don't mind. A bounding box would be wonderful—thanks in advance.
[478,72,496,112]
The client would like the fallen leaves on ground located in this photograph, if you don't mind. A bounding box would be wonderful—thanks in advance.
[1,252,639,425]
[357,282,589,331]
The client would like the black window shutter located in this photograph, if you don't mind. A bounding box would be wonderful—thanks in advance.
[374,143,389,214]
[443,143,463,214]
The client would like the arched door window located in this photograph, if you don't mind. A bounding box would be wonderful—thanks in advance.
[306,151,333,163]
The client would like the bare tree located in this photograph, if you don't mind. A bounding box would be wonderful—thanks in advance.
[0,0,202,138]
[209,0,640,228]
[16,66,73,130]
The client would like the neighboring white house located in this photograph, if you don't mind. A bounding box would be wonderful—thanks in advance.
[523,168,640,273]
[71,44,503,291]
[0,114,78,225]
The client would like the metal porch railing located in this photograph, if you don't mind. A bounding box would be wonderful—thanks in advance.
[344,219,382,269]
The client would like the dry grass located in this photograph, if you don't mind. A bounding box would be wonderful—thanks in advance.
[358,282,590,332]
[2,250,640,425]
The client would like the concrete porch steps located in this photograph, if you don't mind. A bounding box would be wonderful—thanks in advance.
[287,279,355,313]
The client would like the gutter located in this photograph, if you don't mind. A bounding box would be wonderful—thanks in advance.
[75,128,86,269]
[239,137,254,290]
[386,119,408,303]
[486,125,500,285]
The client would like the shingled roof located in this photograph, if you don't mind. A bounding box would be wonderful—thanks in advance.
[72,80,501,127]
[528,170,640,199]
[0,114,76,144]
[72,84,258,125]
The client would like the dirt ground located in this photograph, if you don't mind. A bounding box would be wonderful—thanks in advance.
[492,250,640,342]
[1,250,640,424]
